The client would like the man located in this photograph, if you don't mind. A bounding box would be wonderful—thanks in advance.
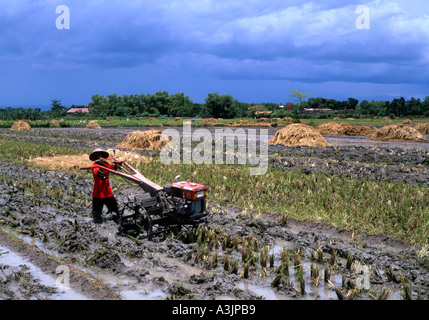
[89,148,120,224]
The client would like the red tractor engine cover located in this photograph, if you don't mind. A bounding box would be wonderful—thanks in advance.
[171,181,207,201]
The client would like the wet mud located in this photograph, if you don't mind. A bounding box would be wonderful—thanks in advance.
[0,127,428,300]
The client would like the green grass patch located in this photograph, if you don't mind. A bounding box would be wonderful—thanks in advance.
[0,138,88,162]
[132,159,429,245]
[1,137,428,245]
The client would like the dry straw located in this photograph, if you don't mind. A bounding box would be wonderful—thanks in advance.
[282,117,294,122]
[86,121,102,129]
[414,122,429,134]
[10,120,31,131]
[30,149,150,170]
[202,118,218,124]
[116,129,170,151]
[316,122,374,136]
[268,123,330,147]
[369,124,428,142]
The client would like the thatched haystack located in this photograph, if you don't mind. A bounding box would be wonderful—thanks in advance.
[268,123,330,147]
[224,120,255,127]
[414,122,429,134]
[174,117,182,121]
[257,122,276,127]
[149,117,158,121]
[382,117,392,122]
[333,117,341,120]
[116,129,170,151]
[369,124,428,142]
[10,120,31,131]
[316,122,374,136]
[203,118,218,124]
[86,121,102,129]
[402,119,414,125]
[258,117,270,122]
[282,117,294,122]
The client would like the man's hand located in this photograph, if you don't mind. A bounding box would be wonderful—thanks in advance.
[113,161,123,171]
[96,169,107,179]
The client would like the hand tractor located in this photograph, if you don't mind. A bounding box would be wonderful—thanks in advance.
[81,154,209,240]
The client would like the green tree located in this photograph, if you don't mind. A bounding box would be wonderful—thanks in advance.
[88,94,107,117]
[406,97,422,116]
[50,99,67,118]
[347,98,359,110]
[204,93,239,119]
[288,90,310,121]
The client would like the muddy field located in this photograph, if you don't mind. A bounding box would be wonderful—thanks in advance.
[0,127,428,301]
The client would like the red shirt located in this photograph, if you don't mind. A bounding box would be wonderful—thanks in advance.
[92,161,114,199]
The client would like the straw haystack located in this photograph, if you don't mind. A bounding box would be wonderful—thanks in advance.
[282,117,294,122]
[30,149,150,170]
[174,117,182,121]
[203,118,218,124]
[369,124,427,142]
[86,121,101,129]
[414,123,429,135]
[225,120,256,127]
[10,120,31,131]
[268,123,330,147]
[382,117,392,122]
[402,119,414,125]
[316,122,374,136]
[116,129,170,151]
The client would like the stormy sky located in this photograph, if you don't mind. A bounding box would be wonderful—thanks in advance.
[0,0,428,108]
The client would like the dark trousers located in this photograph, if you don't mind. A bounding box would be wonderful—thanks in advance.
[92,196,119,223]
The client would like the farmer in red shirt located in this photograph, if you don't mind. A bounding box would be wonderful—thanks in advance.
[89,149,120,224]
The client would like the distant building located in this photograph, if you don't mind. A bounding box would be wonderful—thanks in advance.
[67,108,89,114]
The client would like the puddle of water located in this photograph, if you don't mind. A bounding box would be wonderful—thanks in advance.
[234,241,362,300]
[94,270,167,300]
[238,282,291,300]
[120,288,166,300]
[0,245,87,300]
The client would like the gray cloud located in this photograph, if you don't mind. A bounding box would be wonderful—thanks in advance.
[0,0,428,106]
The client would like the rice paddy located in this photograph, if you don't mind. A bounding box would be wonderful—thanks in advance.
[0,125,428,300]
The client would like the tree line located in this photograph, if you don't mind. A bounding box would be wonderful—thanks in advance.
[1,92,429,120]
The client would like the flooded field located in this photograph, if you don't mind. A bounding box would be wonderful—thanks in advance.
[0,126,428,300]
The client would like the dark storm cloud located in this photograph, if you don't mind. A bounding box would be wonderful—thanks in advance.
[0,0,428,105]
